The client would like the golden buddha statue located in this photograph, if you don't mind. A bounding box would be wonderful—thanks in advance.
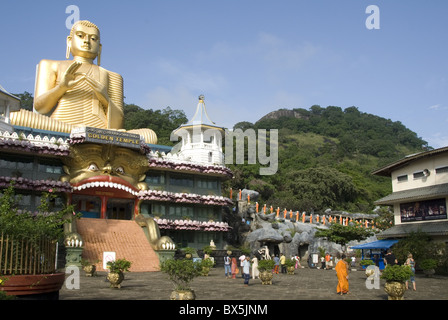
[10,20,157,144]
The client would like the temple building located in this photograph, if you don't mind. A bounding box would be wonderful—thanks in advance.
[372,146,448,243]
[0,20,236,272]
[0,86,232,271]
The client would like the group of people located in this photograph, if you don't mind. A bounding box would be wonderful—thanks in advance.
[383,249,416,291]
[223,253,302,286]
[223,254,254,286]
[223,249,418,294]
[334,249,417,296]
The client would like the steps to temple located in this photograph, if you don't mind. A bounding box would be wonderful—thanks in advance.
[76,218,160,272]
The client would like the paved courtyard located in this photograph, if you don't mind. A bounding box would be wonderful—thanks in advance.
[59,266,448,301]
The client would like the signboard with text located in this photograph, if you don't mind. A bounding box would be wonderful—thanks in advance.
[71,126,141,149]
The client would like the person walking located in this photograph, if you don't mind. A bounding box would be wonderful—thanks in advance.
[280,253,287,274]
[224,254,231,278]
[231,257,239,279]
[325,253,331,270]
[384,249,398,266]
[335,254,350,295]
[273,255,280,274]
[251,256,259,279]
[239,254,246,278]
[405,253,416,291]
[242,256,251,286]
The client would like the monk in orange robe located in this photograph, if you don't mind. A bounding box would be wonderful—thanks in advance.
[335,254,350,295]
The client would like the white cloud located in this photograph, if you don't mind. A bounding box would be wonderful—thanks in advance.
[428,132,448,149]
[428,104,448,111]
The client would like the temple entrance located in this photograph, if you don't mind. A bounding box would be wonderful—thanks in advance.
[106,199,134,220]
[298,243,309,262]
[72,194,137,220]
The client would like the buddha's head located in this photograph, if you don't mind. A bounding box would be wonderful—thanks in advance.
[67,20,102,64]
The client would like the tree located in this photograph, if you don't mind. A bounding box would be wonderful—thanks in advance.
[315,224,374,252]
[13,91,34,111]
[123,104,188,145]
[393,231,446,265]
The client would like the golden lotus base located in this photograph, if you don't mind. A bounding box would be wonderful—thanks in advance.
[259,271,273,285]
[107,272,124,289]
[384,281,406,300]
[170,290,196,300]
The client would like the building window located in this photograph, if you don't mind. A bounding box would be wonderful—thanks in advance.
[413,171,425,179]
[397,175,408,182]
[197,178,218,190]
[435,166,448,174]
[145,172,165,185]
[169,174,194,187]
[400,198,447,222]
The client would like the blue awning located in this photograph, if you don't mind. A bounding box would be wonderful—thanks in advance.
[350,239,398,250]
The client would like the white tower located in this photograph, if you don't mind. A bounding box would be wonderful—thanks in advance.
[171,95,225,165]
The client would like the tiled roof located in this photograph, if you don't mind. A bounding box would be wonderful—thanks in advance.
[372,146,448,177]
[377,220,448,239]
[374,183,448,205]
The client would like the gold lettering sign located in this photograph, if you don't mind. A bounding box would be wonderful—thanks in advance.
[82,127,141,149]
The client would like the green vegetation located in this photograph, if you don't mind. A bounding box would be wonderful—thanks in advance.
[257,259,276,272]
[381,265,414,282]
[393,231,446,272]
[315,223,374,252]
[106,258,132,273]
[160,259,202,291]
[123,104,187,145]
[227,105,428,214]
[0,183,76,244]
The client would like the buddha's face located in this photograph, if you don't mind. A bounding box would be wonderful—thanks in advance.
[68,23,101,60]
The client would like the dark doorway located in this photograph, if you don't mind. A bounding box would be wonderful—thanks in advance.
[106,199,134,220]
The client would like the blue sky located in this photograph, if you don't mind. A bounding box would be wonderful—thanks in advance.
[1,1,447,148]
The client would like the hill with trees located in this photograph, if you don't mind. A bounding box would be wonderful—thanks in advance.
[225,105,429,214]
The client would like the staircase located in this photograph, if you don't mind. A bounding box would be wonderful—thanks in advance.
[76,218,160,272]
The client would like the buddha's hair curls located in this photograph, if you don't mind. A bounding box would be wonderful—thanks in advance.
[70,20,100,38]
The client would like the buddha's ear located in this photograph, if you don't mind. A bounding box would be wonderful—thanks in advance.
[66,36,72,59]
[97,44,102,66]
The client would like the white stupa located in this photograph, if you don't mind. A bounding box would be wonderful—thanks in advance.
[171,95,225,165]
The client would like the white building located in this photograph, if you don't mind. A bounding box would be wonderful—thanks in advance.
[373,146,448,242]
[171,95,225,166]
[0,85,20,132]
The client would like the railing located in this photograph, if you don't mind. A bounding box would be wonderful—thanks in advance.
[0,233,57,275]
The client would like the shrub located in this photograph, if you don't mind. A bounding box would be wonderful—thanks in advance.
[419,259,438,270]
[380,265,413,282]
[285,258,296,267]
[107,259,132,273]
[160,258,201,291]
[360,259,375,266]
[257,259,276,272]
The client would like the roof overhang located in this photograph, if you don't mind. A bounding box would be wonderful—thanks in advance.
[376,221,448,239]
[374,183,448,206]
[350,239,399,250]
[372,146,448,177]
